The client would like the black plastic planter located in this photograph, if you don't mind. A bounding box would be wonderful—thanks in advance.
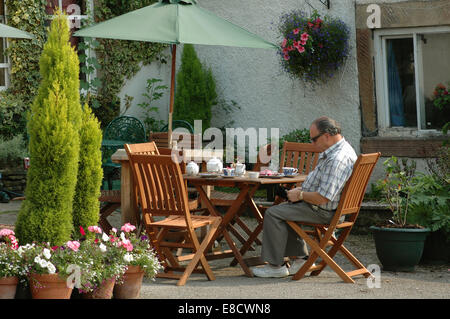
[370,226,430,272]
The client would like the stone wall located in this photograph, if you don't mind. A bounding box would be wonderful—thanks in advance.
[0,162,27,194]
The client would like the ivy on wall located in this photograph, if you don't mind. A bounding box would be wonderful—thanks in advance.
[5,0,47,103]
[89,0,168,127]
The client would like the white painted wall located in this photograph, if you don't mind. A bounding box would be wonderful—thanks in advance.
[120,0,362,152]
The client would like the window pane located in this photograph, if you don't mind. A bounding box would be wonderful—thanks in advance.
[0,38,5,63]
[421,33,450,130]
[386,38,417,127]
[0,68,5,87]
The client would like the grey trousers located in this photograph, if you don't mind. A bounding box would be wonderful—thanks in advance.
[261,201,337,266]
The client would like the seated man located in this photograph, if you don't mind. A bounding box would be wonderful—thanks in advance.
[252,116,357,278]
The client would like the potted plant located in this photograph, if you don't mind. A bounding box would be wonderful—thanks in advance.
[19,240,86,299]
[0,229,25,299]
[277,9,351,84]
[77,226,127,299]
[407,146,450,264]
[113,223,162,299]
[370,156,430,272]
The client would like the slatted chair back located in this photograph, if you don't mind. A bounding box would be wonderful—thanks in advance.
[126,153,189,219]
[279,142,320,174]
[125,141,159,155]
[286,152,381,283]
[124,147,221,286]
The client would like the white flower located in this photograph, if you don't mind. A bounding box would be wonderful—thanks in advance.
[124,253,134,263]
[99,244,107,252]
[39,259,48,269]
[34,256,41,264]
[102,232,109,242]
[43,248,51,259]
[47,262,56,274]
[120,232,126,241]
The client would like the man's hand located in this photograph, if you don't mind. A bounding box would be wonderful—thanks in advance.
[287,187,302,202]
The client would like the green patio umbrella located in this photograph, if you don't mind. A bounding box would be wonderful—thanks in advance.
[74,0,278,146]
[0,23,34,39]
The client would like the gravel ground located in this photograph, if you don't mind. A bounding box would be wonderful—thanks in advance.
[1,200,449,301]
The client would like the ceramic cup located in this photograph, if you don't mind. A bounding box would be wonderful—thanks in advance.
[248,171,260,179]
[223,168,235,176]
[282,167,298,176]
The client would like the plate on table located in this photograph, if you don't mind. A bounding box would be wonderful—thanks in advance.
[198,173,220,178]
[221,175,235,178]
[283,173,299,178]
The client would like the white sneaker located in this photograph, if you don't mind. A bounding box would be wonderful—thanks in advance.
[288,258,316,275]
[252,264,289,278]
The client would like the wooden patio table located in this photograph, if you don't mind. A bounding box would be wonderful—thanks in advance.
[183,173,306,277]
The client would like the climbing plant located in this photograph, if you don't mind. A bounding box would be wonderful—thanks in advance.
[88,0,167,127]
[5,0,47,102]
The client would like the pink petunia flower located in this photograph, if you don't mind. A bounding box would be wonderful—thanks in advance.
[121,223,136,233]
[283,53,290,61]
[287,45,294,51]
[0,229,15,237]
[301,32,309,41]
[300,39,307,46]
[293,28,300,35]
[297,45,305,53]
[281,38,287,48]
[88,225,102,234]
[66,241,80,252]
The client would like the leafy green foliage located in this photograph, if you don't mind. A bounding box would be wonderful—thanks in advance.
[174,44,217,132]
[0,90,28,140]
[407,147,450,236]
[432,83,450,141]
[4,0,47,98]
[91,0,167,128]
[15,13,82,246]
[137,78,168,133]
[376,156,417,227]
[0,135,28,164]
[72,106,103,239]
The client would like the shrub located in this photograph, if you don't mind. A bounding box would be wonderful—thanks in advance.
[15,13,82,246]
[174,44,217,132]
[72,105,103,239]
[0,90,28,141]
[0,135,28,165]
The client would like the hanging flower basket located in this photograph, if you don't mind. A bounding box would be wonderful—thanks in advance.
[277,10,351,84]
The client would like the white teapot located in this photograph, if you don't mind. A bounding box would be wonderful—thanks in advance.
[186,161,199,176]
[207,157,223,173]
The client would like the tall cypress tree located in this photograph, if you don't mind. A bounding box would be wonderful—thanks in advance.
[72,105,103,238]
[173,44,217,131]
[15,13,82,246]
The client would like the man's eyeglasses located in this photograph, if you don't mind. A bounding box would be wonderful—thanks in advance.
[310,132,324,143]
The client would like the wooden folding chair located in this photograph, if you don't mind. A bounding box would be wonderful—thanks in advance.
[271,142,321,205]
[124,149,222,286]
[286,152,381,283]
[98,189,121,234]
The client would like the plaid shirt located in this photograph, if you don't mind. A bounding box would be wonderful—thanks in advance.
[302,138,357,211]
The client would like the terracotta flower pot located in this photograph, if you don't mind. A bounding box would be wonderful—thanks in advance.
[114,265,145,299]
[30,273,72,299]
[82,277,116,299]
[0,276,19,299]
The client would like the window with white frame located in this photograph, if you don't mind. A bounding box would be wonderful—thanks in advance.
[0,0,9,91]
[374,26,450,133]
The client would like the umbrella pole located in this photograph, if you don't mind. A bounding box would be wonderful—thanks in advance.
[168,44,177,148]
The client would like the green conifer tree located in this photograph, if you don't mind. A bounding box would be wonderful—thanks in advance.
[173,44,217,131]
[72,105,103,238]
[15,13,82,246]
